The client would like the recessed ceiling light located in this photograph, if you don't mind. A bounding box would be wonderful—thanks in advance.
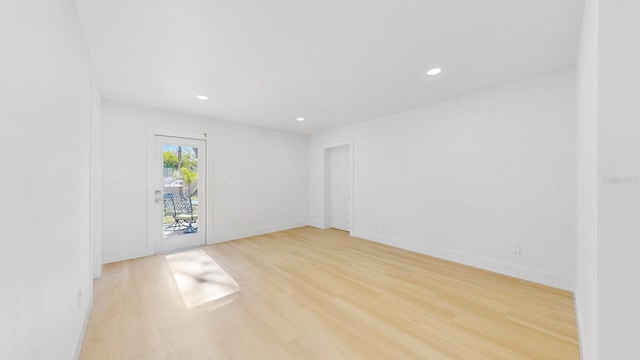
[427,68,442,76]
[296,117,305,122]
[196,95,209,100]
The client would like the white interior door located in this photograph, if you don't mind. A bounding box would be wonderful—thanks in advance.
[151,135,206,253]
[330,145,351,231]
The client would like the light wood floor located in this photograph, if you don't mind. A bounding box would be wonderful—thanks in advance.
[80,227,579,359]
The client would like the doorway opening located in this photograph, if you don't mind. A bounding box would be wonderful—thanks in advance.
[323,142,353,232]
[148,131,207,253]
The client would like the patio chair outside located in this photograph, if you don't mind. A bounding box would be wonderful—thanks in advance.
[173,195,198,233]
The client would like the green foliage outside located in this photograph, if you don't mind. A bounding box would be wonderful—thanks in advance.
[164,150,197,170]
[164,147,198,196]
[181,167,197,195]
[164,151,179,169]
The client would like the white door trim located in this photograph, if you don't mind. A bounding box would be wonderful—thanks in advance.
[322,139,354,232]
[148,128,207,141]
[147,129,208,253]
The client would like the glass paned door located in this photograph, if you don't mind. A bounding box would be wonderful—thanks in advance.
[152,135,206,252]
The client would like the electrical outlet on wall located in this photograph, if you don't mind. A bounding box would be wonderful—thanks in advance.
[512,244,522,255]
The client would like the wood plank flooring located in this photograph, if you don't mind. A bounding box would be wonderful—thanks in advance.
[80,227,579,359]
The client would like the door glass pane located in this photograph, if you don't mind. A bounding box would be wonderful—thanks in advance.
[162,144,199,238]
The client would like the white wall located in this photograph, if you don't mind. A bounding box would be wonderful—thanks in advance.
[309,69,576,290]
[0,1,96,359]
[90,86,103,278]
[575,0,598,358]
[101,102,307,263]
[598,1,640,358]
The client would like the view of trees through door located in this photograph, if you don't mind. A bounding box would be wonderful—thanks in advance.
[151,134,206,254]
[162,144,200,237]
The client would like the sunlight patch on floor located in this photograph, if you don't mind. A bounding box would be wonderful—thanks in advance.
[166,249,240,309]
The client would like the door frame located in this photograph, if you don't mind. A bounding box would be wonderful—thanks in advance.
[147,128,208,253]
[323,140,354,232]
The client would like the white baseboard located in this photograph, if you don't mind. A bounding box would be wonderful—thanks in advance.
[102,225,571,290]
[103,221,307,263]
[574,294,585,360]
[212,221,307,243]
[73,295,94,360]
[93,262,103,279]
[306,220,326,229]
[103,248,153,264]
[350,229,573,291]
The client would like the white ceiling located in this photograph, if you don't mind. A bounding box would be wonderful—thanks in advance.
[76,0,584,134]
